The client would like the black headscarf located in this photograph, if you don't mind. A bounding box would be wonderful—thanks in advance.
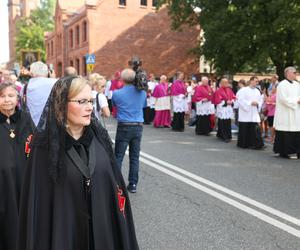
[32,76,117,182]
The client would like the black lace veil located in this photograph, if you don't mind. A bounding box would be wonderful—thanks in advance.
[32,76,119,182]
[32,76,75,180]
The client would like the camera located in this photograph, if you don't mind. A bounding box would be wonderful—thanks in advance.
[128,56,148,91]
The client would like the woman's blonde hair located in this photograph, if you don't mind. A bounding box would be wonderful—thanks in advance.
[52,77,90,124]
[88,73,106,89]
[68,77,90,99]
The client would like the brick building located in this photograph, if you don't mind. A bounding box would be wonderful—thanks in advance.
[8,0,40,68]
[46,0,200,78]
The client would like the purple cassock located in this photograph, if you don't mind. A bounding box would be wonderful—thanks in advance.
[170,80,186,96]
[152,82,171,128]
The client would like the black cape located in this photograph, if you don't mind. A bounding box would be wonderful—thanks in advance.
[17,125,139,250]
[0,110,34,250]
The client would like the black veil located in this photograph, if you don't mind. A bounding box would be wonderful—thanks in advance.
[19,76,140,250]
[32,76,119,182]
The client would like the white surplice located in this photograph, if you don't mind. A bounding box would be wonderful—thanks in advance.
[196,101,215,115]
[147,81,158,108]
[216,101,234,120]
[172,94,186,112]
[236,86,263,123]
[274,79,300,131]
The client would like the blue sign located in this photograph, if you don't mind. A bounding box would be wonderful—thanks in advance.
[85,54,95,64]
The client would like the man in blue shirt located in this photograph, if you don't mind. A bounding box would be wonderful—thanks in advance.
[112,68,147,193]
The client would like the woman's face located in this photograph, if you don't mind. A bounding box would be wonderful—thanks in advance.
[0,86,18,114]
[96,83,106,94]
[67,85,93,129]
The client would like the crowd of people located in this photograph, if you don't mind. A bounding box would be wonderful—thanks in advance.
[1,60,300,249]
[138,69,300,157]
[0,62,139,250]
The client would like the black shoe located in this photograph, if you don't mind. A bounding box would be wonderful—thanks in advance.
[279,154,290,159]
[252,145,267,150]
[127,183,137,193]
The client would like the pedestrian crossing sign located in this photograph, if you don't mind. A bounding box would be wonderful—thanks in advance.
[87,64,95,72]
[85,54,95,64]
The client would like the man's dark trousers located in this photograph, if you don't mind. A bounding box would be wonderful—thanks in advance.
[115,124,143,185]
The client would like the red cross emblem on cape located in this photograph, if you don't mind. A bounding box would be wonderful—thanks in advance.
[25,134,33,156]
[117,186,126,217]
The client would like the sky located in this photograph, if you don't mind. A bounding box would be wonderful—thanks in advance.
[0,0,9,64]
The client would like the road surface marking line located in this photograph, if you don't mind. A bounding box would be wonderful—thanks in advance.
[139,156,300,238]
[111,138,300,228]
[139,151,300,227]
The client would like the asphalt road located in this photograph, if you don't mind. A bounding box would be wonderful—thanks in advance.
[106,118,300,250]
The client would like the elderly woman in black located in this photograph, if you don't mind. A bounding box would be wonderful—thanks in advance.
[17,76,139,250]
[0,83,34,250]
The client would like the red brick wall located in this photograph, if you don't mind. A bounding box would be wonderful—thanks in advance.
[88,2,199,78]
[46,1,199,78]
[66,15,89,76]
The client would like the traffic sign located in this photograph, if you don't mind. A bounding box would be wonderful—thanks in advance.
[86,64,94,72]
[85,54,95,64]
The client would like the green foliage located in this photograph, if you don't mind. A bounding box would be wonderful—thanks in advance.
[157,0,300,79]
[16,0,55,62]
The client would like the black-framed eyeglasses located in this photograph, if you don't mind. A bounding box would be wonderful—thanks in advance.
[68,99,95,105]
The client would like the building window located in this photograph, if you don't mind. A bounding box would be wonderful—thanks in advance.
[70,60,74,67]
[76,25,80,45]
[69,29,74,48]
[82,56,87,76]
[141,0,147,6]
[119,0,126,6]
[152,0,157,7]
[82,21,87,42]
[76,58,80,75]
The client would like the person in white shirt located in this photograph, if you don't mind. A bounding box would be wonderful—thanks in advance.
[88,73,110,122]
[21,61,56,126]
[143,73,157,124]
[104,77,113,112]
[273,66,300,159]
[236,76,264,149]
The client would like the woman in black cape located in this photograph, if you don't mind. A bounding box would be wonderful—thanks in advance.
[0,83,34,250]
[17,76,139,250]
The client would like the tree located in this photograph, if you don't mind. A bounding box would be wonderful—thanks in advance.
[157,0,300,79]
[16,0,55,62]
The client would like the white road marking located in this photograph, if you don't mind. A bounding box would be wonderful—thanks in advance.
[111,138,300,237]
[139,156,300,238]
[140,151,300,228]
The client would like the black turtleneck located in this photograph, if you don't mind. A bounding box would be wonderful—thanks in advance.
[65,125,94,157]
